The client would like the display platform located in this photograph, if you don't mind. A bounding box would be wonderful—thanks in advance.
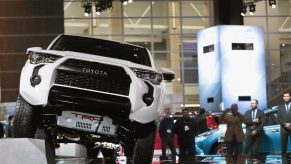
[0,138,54,164]
[56,154,290,164]
[1,139,289,164]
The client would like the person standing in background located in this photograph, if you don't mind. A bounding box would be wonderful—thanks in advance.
[194,108,209,135]
[277,91,291,156]
[158,108,177,160]
[0,122,4,138]
[174,108,197,161]
[5,115,14,137]
[244,99,265,156]
[219,104,244,156]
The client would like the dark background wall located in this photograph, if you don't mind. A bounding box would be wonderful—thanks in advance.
[213,0,244,25]
[0,0,64,102]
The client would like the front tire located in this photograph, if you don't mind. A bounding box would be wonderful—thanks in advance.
[13,95,38,138]
[102,148,117,164]
[130,121,156,164]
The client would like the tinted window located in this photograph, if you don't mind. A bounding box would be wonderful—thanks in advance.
[264,112,278,126]
[232,43,254,50]
[50,35,151,67]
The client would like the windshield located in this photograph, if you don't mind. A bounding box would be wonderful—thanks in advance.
[50,35,152,67]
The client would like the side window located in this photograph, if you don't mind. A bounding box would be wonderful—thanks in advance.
[264,112,278,126]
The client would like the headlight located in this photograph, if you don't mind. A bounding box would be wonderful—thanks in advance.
[130,67,163,85]
[28,52,61,64]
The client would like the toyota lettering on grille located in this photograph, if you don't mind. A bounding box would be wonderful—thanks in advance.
[82,68,108,76]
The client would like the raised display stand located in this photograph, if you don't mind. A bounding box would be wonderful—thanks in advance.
[0,138,55,164]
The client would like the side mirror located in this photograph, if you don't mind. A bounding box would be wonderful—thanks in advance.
[26,47,43,55]
[158,68,175,81]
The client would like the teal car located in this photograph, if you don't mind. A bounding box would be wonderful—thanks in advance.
[195,108,288,155]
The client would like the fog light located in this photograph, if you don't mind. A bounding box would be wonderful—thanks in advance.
[30,75,41,86]
[143,93,154,106]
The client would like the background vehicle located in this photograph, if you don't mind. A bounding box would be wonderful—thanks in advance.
[13,34,174,163]
[196,108,288,155]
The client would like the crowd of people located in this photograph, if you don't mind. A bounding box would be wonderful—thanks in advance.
[158,107,208,162]
[158,91,291,162]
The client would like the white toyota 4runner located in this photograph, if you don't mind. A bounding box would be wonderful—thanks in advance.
[13,34,174,163]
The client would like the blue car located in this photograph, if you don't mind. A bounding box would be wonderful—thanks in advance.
[195,108,290,155]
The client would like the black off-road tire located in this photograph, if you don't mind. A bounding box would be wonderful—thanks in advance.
[13,95,38,138]
[102,148,117,164]
[86,146,100,159]
[131,121,156,164]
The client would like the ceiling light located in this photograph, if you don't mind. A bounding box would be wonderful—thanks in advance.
[82,0,132,15]
[249,4,256,15]
[121,0,128,5]
[84,7,91,16]
[94,0,113,15]
[269,0,276,8]
[82,0,92,17]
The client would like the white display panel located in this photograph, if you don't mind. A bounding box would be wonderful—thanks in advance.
[197,26,222,111]
[220,26,267,112]
[198,25,267,113]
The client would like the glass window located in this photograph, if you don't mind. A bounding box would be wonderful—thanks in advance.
[152,1,170,17]
[153,51,170,68]
[182,18,209,34]
[184,69,198,83]
[181,1,210,17]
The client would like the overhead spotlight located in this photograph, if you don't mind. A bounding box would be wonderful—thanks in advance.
[82,0,92,17]
[269,0,276,8]
[84,7,91,16]
[249,4,256,15]
[94,0,113,15]
[128,0,133,3]
[241,5,247,16]
[121,0,128,5]
[95,5,102,15]
[107,0,113,9]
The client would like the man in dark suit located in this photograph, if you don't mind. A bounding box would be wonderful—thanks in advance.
[0,122,4,138]
[194,108,209,135]
[244,99,265,156]
[158,108,177,159]
[277,91,291,156]
[174,108,197,161]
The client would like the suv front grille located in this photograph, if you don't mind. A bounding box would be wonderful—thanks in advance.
[55,59,131,95]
